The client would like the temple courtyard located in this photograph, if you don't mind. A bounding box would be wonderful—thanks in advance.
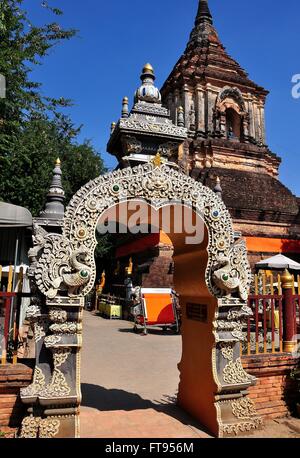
[80,311,300,439]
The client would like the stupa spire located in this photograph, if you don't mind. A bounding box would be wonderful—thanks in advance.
[39,158,65,222]
[186,0,218,50]
[195,0,213,25]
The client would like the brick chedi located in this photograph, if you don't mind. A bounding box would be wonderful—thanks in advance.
[161,0,300,267]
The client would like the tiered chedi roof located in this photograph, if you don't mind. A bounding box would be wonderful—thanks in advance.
[161,0,300,232]
[184,0,267,95]
[107,64,187,168]
[162,0,269,144]
[34,158,65,229]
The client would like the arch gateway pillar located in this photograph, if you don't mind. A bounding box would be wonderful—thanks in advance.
[19,163,262,438]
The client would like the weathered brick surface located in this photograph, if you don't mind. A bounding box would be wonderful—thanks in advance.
[0,363,33,432]
[242,354,300,420]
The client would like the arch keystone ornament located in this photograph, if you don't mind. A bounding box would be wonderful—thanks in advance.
[20,163,262,438]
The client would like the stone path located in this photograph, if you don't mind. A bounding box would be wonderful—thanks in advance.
[80,311,300,439]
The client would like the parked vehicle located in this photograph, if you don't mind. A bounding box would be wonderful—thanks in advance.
[131,288,180,335]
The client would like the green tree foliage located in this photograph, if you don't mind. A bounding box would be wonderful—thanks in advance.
[0,0,106,215]
[2,116,105,215]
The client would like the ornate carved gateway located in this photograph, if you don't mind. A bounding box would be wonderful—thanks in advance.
[20,162,262,438]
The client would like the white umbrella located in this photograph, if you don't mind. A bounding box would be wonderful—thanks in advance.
[1,264,29,274]
[256,254,300,271]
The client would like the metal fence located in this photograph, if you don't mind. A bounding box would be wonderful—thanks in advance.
[241,272,300,356]
[242,294,284,355]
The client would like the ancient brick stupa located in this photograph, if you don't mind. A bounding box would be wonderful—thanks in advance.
[107,0,300,288]
[161,0,300,268]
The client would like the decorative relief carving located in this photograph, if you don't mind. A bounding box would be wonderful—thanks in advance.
[217,86,246,111]
[40,368,71,398]
[53,348,72,368]
[49,308,68,323]
[20,416,41,438]
[34,319,48,343]
[223,358,255,385]
[31,224,91,299]
[119,118,187,137]
[39,349,71,399]
[44,335,62,347]
[49,322,79,334]
[25,305,43,319]
[158,141,178,158]
[221,418,263,436]
[227,306,252,321]
[231,397,257,420]
[21,367,46,398]
[220,343,234,361]
[132,102,169,116]
[121,136,142,154]
[216,320,244,341]
[212,239,252,301]
[39,418,60,438]
[142,170,173,199]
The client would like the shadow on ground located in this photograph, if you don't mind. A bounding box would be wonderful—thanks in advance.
[81,383,211,435]
[118,327,180,336]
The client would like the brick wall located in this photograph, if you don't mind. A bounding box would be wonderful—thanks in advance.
[243,354,300,420]
[0,363,33,437]
[142,247,174,288]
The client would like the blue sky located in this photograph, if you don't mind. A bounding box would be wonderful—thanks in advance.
[23,0,300,195]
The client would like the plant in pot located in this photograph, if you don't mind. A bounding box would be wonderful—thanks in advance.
[291,368,300,417]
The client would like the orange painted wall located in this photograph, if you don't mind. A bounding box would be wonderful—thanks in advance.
[116,233,160,258]
[116,231,172,258]
[117,233,300,261]
[245,237,300,254]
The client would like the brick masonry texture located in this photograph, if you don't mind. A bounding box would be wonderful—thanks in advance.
[242,355,300,420]
[0,363,33,435]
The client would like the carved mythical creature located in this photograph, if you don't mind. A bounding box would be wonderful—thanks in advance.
[28,225,48,265]
[31,225,91,299]
[212,239,251,301]
[47,248,91,298]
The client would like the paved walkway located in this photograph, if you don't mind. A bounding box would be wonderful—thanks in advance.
[80,311,300,439]
[80,311,211,438]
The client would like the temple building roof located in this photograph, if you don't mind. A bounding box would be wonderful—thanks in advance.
[107,64,187,167]
[161,0,268,97]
